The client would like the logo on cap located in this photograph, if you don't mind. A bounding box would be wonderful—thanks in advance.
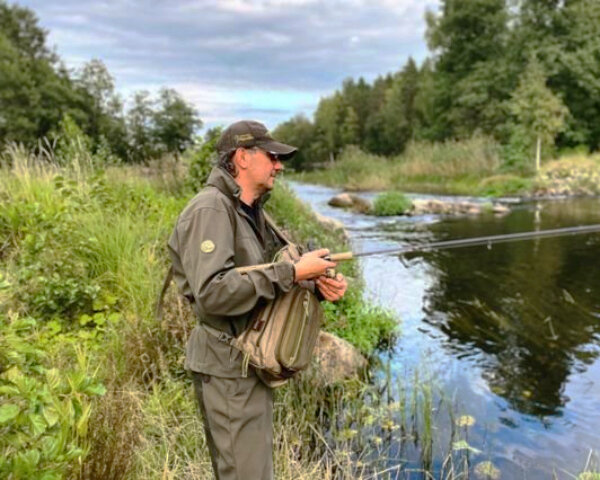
[235,133,254,143]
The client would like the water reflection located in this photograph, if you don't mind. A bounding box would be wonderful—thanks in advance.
[411,205,600,416]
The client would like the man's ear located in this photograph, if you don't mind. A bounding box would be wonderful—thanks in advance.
[233,148,250,170]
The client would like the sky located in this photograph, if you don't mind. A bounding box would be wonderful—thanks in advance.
[18,0,439,131]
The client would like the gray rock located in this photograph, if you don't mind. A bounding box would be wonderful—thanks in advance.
[314,213,349,239]
[328,192,372,213]
[313,331,367,384]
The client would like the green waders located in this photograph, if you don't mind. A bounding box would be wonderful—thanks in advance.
[191,371,274,480]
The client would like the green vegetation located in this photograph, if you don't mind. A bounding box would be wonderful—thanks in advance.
[1,137,439,479]
[275,0,600,197]
[294,139,600,197]
[275,0,600,171]
[372,192,412,216]
[0,2,201,163]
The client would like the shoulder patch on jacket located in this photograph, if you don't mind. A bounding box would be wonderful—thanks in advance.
[201,240,215,253]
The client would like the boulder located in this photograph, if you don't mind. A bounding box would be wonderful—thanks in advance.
[328,193,372,213]
[313,331,367,384]
[314,213,348,239]
[409,199,512,216]
[347,193,372,214]
[492,204,510,215]
[328,193,354,208]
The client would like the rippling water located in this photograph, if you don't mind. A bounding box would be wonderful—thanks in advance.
[289,180,600,479]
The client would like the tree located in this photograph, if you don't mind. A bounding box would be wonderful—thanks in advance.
[272,114,316,170]
[153,88,202,159]
[313,93,345,162]
[0,1,89,146]
[508,58,569,170]
[76,59,127,157]
[425,0,509,138]
[126,91,155,163]
[340,106,359,146]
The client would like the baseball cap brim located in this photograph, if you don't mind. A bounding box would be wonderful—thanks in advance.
[259,140,297,160]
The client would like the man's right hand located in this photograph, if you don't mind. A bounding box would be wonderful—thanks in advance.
[293,248,337,282]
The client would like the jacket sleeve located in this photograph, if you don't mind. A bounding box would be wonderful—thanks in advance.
[172,206,295,317]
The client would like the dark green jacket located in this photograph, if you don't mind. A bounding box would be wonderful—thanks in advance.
[168,167,295,377]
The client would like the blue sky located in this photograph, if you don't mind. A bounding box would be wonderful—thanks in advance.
[18,0,439,130]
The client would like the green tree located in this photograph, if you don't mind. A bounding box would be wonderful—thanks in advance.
[313,93,345,162]
[426,0,509,138]
[76,59,127,158]
[340,106,360,146]
[508,58,569,170]
[0,1,90,146]
[187,127,221,191]
[272,114,316,170]
[126,91,156,163]
[153,87,202,159]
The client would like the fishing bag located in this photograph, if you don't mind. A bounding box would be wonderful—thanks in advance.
[229,239,323,388]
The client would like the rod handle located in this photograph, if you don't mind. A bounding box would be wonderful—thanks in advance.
[329,251,353,262]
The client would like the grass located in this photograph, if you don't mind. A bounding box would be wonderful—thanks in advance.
[372,191,412,216]
[1,144,411,479]
[292,137,600,198]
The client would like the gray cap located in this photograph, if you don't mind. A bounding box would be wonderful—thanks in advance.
[216,120,297,160]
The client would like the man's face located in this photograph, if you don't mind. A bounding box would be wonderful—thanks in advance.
[246,148,284,194]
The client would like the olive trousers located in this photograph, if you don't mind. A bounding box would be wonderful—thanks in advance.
[191,371,274,480]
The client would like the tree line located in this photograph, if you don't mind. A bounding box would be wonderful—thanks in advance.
[0,1,201,163]
[274,0,600,171]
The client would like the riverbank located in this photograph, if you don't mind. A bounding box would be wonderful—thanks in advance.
[291,143,600,198]
[1,147,417,479]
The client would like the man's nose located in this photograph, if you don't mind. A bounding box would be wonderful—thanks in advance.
[273,159,283,171]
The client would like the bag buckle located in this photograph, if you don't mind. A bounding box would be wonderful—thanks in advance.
[217,332,231,343]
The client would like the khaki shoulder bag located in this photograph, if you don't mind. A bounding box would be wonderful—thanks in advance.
[224,213,323,387]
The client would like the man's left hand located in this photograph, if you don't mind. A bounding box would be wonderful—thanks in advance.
[316,273,348,302]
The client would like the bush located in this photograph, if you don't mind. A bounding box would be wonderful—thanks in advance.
[0,315,105,480]
[478,174,533,197]
[185,128,222,192]
[372,191,412,216]
[534,154,600,196]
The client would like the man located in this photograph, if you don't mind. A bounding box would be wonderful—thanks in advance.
[167,120,348,480]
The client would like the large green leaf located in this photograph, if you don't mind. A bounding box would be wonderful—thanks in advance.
[0,403,20,423]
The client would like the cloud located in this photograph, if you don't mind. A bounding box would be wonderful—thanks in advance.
[20,0,439,127]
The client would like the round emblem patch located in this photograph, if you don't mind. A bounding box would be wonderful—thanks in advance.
[201,240,215,253]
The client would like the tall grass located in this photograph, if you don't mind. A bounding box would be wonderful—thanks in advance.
[392,135,501,179]
[294,137,512,195]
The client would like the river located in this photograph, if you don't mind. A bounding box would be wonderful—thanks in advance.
[290,180,600,479]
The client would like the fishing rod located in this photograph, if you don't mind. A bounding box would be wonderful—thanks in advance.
[236,224,600,274]
[343,223,600,260]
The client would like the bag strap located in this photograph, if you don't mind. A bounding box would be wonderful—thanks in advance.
[263,211,292,246]
[156,265,173,322]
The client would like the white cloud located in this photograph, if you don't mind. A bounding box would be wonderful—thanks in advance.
[20,0,440,127]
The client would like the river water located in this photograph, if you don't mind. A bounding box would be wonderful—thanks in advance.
[289,181,600,479]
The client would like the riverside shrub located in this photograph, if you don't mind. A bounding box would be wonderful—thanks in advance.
[373,191,412,216]
[0,315,105,480]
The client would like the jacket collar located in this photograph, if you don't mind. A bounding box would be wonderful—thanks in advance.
[205,166,271,207]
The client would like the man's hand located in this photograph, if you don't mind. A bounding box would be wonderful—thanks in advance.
[316,273,348,302]
[294,248,337,282]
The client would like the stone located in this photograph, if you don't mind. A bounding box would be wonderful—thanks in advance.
[492,204,510,215]
[328,192,372,213]
[313,331,368,384]
[347,193,372,214]
[314,213,348,239]
[328,193,354,208]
